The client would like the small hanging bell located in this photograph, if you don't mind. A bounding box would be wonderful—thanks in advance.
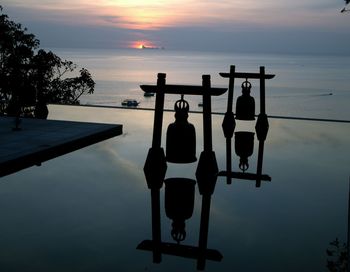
[164,178,196,243]
[166,96,197,163]
[235,80,255,120]
[235,131,254,172]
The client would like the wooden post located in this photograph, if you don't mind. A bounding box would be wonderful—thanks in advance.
[227,65,235,114]
[197,194,211,270]
[197,75,212,270]
[202,75,212,152]
[225,65,235,184]
[152,73,166,149]
[150,73,166,263]
[259,66,266,115]
[196,74,218,270]
[151,188,161,263]
[255,140,264,187]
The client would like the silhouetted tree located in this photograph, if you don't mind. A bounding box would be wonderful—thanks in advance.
[326,238,348,272]
[0,5,95,118]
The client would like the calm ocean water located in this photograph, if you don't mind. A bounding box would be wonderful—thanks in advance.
[52,48,350,121]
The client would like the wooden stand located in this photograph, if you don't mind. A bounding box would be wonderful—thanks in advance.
[140,73,226,270]
[219,65,274,187]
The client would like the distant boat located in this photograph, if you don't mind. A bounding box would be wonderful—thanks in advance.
[198,102,203,107]
[141,45,164,50]
[121,99,139,106]
[144,92,155,97]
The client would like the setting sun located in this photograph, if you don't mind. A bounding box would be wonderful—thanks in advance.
[130,40,158,49]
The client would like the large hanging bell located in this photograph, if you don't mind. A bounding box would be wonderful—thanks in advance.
[235,80,255,120]
[235,131,254,172]
[164,178,196,243]
[166,97,197,163]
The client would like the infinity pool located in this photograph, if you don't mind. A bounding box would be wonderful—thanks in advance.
[0,105,349,272]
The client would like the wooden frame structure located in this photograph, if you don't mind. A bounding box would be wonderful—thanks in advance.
[219,65,275,187]
[139,65,275,269]
[139,73,226,270]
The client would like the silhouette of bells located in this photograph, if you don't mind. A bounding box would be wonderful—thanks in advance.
[165,178,196,243]
[166,98,196,163]
[235,131,254,172]
[235,80,255,120]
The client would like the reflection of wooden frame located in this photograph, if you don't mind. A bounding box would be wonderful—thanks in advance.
[139,73,226,270]
[219,66,274,187]
[137,187,222,268]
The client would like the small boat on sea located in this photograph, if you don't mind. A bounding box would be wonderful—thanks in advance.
[144,92,155,97]
[121,99,139,106]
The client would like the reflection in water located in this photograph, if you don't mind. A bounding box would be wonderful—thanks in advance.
[138,68,273,270]
[164,178,195,243]
[137,175,223,269]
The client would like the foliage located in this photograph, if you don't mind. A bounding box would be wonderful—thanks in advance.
[326,238,348,272]
[0,5,95,117]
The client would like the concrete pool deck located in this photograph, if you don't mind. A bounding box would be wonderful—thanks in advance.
[0,116,122,177]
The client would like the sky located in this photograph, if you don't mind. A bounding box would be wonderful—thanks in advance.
[1,0,350,55]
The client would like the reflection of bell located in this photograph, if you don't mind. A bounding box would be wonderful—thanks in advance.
[165,178,196,243]
[235,80,255,120]
[166,97,196,163]
[235,131,254,172]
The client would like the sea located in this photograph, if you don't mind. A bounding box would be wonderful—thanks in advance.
[50,48,350,122]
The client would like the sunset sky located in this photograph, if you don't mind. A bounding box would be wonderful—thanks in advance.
[1,0,349,54]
